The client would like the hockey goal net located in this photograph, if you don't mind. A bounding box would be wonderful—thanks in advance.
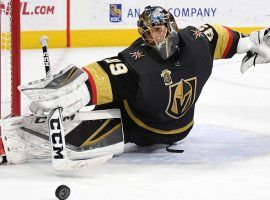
[0,0,21,158]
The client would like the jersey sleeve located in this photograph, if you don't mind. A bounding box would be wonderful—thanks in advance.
[198,24,241,60]
[82,56,139,105]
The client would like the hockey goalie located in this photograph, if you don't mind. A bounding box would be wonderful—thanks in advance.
[1,6,270,168]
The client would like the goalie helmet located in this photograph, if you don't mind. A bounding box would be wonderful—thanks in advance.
[137,6,179,60]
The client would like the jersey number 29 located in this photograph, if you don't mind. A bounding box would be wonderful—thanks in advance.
[105,58,128,75]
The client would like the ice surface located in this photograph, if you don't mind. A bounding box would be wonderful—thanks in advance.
[1,47,270,200]
[115,125,270,164]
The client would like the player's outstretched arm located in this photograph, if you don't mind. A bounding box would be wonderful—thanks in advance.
[198,24,270,73]
[197,24,241,60]
[19,56,138,117]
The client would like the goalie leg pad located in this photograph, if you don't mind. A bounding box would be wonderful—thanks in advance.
[1,117,27,164]
[1,109,124,164]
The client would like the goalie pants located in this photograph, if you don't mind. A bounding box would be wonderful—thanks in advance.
[94,102,191,146]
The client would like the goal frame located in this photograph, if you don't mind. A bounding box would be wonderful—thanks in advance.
[0,0,21,117]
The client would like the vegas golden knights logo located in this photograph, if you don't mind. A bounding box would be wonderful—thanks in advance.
[165,77,197,119]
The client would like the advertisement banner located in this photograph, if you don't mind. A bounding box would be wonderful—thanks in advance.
[1,0,65,30]
[71,0,270,29]
[1,0,269,48]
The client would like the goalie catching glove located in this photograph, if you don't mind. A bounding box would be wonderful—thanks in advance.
[19,65,91,116]
[237,28,270,73]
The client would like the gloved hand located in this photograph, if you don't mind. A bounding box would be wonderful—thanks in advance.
[237,28,270,73]
[19,65,91,116]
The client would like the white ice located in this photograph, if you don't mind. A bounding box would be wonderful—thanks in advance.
[1,47,270,200]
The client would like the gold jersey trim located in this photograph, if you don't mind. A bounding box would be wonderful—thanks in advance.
[84,62,113,105]
[81,119,121,147]
[212,25,230,59]
[124,100,194,135]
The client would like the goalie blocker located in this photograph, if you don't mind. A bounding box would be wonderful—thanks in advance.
[0,109,124,164]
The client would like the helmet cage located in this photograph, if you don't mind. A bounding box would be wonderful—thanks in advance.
[138,6,175,48]
[137,6,179,60]
[140,25,169,48]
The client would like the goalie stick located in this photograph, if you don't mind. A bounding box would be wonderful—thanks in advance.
[39,36,113,170]
[39,36,51,77]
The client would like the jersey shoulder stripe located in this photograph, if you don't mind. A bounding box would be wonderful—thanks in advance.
[83,62,113,105]
[198,24,240,59]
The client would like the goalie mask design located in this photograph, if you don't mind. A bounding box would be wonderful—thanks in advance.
[138,6,179,60]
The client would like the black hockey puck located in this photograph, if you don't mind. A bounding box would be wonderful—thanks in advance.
[55,185,70,200]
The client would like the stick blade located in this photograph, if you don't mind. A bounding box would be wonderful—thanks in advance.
[52,154,113,171]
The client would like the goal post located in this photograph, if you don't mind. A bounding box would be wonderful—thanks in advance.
[0,0,21,160]
[0,0,21,118]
